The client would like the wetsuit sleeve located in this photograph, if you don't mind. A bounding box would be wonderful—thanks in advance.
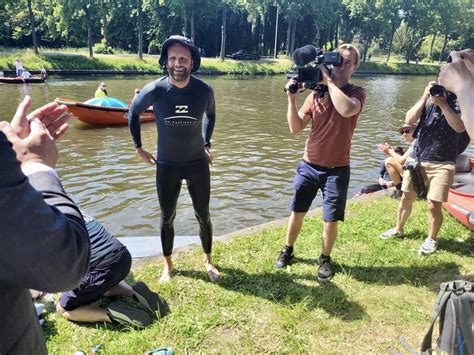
[203,87,216,146]
[128,81,157,148]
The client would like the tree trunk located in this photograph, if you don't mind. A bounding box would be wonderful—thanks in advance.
[27,0,38,54]
[428,32,437,60]
[219,8,227,61]
[102,15,109,46]
[439,33,449,63]
[273,6,279,58]
[334,20,338,49]
[138,0,143,60]
[190,10,195,43]
[386,22,396,63]
[84,5,93,58]
[290,18,296,54]
[183,7,188,37]
[363,40,370,62]
[286,19,292,56]
[405,28,416,64]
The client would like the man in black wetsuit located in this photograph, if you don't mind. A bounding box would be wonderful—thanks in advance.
[128,35,218,283]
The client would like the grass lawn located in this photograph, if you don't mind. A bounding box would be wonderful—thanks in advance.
[44,195,473,353]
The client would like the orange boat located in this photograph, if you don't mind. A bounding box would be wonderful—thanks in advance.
[443,157,474,230]
[55,97,154,126]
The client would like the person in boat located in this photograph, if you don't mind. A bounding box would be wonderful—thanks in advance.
[377,123,417,198]
[356,146,404,197]
[56,209,165,328]
[20,70,32,80]
[95,82,108,98]
[0,96,90,354]
[0,71,4,77]
[275,43,366,282]
[40,68,48,80]
[128,35,218,283]
[14,59,23,76]
[131,88,140,104]
[438,48,474,139]
[380,80,467,254]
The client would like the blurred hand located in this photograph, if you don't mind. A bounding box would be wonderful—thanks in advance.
[439,49,474,94]
[1,119,58,168]
[136,147,156,165]
[377,143,392,155]
[10,96,71,140]
[423,81,436,100]
[430,91,447,107]
[284,77,298,96]
[205,146,213,165]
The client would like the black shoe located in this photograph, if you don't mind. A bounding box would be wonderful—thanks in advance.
[317,255,332,282]
[274,246,294,268]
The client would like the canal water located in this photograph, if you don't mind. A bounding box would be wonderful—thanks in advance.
[1,74,471,237]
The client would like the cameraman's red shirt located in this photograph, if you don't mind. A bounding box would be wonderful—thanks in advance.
[299,84,366,167]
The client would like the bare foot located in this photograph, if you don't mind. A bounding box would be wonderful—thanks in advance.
[159,266,174,284]
[205,262,220,282]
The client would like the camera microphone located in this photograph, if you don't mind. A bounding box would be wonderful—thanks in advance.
[292,45,318,67]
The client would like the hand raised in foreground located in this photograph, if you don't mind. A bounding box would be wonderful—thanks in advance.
[10,95,71,140]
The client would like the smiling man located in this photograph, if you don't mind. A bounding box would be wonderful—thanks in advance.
[128,35,218,283]
[275,44,366,281]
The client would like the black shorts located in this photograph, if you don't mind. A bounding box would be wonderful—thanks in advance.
[59,247,131,311]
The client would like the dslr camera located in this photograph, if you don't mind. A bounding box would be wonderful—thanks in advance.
[285,45,342,93]
[428,54,457,99]
[403,160,427,198]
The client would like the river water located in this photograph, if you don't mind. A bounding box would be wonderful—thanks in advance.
[1,74,471,237]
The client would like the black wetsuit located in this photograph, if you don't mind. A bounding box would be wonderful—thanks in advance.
[128,75,216,256]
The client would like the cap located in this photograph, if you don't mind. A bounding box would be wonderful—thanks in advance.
[158,35,201,73]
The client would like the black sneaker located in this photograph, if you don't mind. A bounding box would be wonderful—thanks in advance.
[274,246,294,268]
[317,255,332,282]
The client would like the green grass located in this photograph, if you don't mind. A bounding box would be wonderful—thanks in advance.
[44,196,473,353]
[0,48,440,75]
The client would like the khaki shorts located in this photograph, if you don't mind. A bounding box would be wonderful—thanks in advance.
[401,160,455,202]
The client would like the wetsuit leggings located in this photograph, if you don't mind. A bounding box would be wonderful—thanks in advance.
[156,158,212,257]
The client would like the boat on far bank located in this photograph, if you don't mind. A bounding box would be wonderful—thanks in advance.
[55,97,154,126]
[0,77,46,84]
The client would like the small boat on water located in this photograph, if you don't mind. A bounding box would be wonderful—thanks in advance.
[55,97,154,126]
[0,77,45,84]
[443,157,474,230]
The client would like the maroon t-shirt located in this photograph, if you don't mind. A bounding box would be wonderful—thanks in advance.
[299,84,366,167]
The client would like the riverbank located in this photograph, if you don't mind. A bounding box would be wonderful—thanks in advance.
[0,50,440,76]
[44,195,473,353]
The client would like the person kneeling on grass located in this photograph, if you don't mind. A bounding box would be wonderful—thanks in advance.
[56,209,166,328]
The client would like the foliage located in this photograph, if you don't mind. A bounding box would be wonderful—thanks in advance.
[1,0,472,63]
[44,196,474,353]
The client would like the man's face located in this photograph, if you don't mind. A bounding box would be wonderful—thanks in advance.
[166,43,193,83]
[332,49,357,81]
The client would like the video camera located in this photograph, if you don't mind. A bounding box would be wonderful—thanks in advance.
[284,45,342,93]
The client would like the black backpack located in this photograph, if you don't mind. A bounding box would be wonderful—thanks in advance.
[420,280,474,354]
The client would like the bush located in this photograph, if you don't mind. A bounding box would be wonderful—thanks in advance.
[93,40,114,55]
[148,39,161,55]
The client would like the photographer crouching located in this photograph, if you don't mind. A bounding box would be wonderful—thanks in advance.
[380,79,468,254]
[275,44,366,281]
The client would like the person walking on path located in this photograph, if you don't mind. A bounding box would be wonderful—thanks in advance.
[275,43,366,281]
[128,35,218,283]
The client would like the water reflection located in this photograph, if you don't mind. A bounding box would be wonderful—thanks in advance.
[1,75,471,237]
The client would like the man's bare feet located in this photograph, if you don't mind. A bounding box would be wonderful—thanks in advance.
[159,266,174,283]
[205,262,220,282]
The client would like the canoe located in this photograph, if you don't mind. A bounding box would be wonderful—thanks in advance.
[443,157,474,230]
[55,97,154,126]
[0,77,45,84]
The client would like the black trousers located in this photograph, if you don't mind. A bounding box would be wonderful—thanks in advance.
[156,158,212,257]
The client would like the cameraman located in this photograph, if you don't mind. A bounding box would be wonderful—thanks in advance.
[380,81,466,254]
[275,44,366,281]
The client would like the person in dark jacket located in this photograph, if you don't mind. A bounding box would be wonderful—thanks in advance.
[0,96,90,354]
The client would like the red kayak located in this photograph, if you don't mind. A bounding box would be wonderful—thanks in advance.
[443,157,474,230]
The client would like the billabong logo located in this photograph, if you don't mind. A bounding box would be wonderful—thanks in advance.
[175,105,188,113]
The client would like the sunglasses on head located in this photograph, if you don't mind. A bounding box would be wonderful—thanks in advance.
[400,129,413,135]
